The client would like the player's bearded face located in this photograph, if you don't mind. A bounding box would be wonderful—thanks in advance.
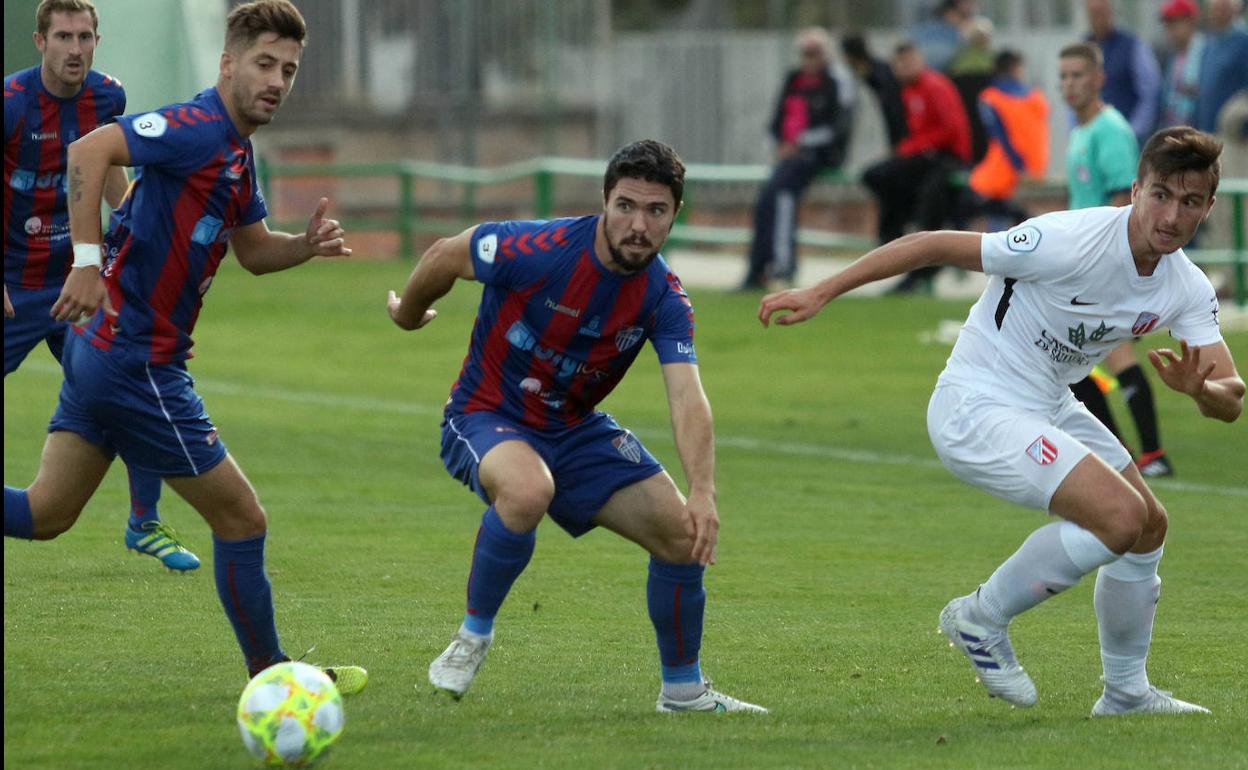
[1131,171,1215,254]
[37,11,97,92]
[601,178,678,273]
[227,33,302,128]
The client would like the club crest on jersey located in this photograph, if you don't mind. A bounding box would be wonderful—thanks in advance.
[613,432,642,463]
[24,216,42,236]
[615,325,643,351]
[1005,225,1041,253]
[1131,312,1160,336]
[1026,436,1058,465]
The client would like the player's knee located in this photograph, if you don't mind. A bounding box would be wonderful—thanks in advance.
[1138,499,1168,549]
[1102,495,1149,553]
[26,486,84,540]
[494,481,553,531]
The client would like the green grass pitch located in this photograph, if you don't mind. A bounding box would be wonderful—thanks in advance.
[4,257,1246,769]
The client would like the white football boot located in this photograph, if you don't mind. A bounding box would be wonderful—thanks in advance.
[1092,686,1211,716]
[939,594,1038,708]
[656,680,769,714]
[428,630,492,698]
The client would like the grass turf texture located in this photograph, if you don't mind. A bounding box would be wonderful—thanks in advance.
[4,257,1246,770]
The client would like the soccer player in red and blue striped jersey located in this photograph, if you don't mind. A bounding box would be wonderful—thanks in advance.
[3,0,366,691]
[3,0,199,571]
[388,140,766,713]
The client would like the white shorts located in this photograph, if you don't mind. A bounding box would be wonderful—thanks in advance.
[926,383,1132,511]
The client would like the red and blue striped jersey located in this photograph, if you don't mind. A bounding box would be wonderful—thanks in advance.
[77,87,267,363]
[4,66,125,290]
[449,215,698,431]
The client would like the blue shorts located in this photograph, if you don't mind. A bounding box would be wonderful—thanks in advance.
[4,285,66,375]
[48,332,228,477]
[440,410,664,537]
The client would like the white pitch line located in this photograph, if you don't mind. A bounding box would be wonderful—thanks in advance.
[17,360,1247,499]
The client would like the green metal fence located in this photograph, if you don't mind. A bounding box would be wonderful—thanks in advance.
[257,156,1248,306]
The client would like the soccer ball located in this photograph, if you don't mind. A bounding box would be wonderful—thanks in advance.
[237,661,345,767]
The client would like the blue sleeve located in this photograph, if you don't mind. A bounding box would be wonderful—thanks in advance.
[1129,38,1161,139]
[979,101,1025,171]
[118,107,216,175]
[112,83,126,122]
[651,274,697,365]
[3,89,19,143]
[241,157,268,225]
[469,219,558,289]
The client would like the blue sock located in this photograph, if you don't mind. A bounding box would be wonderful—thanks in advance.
[213,534,285,677]
[648,557,705,692]
[126,468,163,531]
[462,506,536,636]
[4,486,34,540]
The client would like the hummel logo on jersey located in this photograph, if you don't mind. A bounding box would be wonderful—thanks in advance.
[1070,296,1095,306]
[30,130,57,141]
[1026,436,1058,465]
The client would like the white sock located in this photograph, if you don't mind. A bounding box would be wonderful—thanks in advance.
[973,521,1118,628]
[1094,546,1163,699]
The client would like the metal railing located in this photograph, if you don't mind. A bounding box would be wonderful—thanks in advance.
[256,156,1248,307]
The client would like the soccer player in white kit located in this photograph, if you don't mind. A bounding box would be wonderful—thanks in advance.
[758,126,1243,715]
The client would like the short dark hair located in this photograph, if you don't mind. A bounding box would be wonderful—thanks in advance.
[994,49,1022,76]
[36,0,97,36]
[225,0,307,52]
[1137,126,1223,196]
[603,140,685,206]
[894,41,918,57]
[841,34,870,63]
[1059,41,1102,70]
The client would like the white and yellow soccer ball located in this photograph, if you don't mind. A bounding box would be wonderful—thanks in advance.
[237,661,345,767]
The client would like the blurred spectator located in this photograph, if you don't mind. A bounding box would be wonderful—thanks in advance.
[911,0,973,73]
[1157,0,1205,129]
[1084,0,1161,145]
[948,16,996,163]
[965,50,1049,230]
[862,43,971,294]
[841,34,908,149]
[741,27,854,290]
[1195,0,1248,133]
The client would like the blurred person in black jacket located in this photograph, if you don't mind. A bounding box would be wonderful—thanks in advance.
[741,27,854,290]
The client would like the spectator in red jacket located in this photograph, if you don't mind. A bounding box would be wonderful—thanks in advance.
[862,42,972,293]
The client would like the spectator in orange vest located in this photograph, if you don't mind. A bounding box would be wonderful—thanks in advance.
[966,50,1050,229]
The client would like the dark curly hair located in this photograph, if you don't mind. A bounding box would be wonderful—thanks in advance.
[603,140,686,206]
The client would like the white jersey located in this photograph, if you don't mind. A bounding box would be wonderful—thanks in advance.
[938,206,1222,408]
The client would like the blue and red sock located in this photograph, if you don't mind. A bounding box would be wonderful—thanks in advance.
[4,486,34,540]
[462,505,536,636]
[647,557,705,694]
[213,533,285,677]
[126,468,163,532]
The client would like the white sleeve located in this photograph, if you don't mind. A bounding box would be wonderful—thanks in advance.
[980,210,1086,282]
[1167,262,1223,346]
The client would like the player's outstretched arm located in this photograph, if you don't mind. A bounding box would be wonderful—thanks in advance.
[757,230,984,327]
[231,197,351,275]
[1148,339,1244,423]
[387,226,477,331]
[661,362,718,566]
[54,123,130,322]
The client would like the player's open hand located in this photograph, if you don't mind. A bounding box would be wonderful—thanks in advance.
[1148,339,1216,397]
[387,290,437,331]
[305,197,351,257]
[758,287,823,327]
[684,491,719,566]
[50,266,115,324]
[4,284,13,318]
